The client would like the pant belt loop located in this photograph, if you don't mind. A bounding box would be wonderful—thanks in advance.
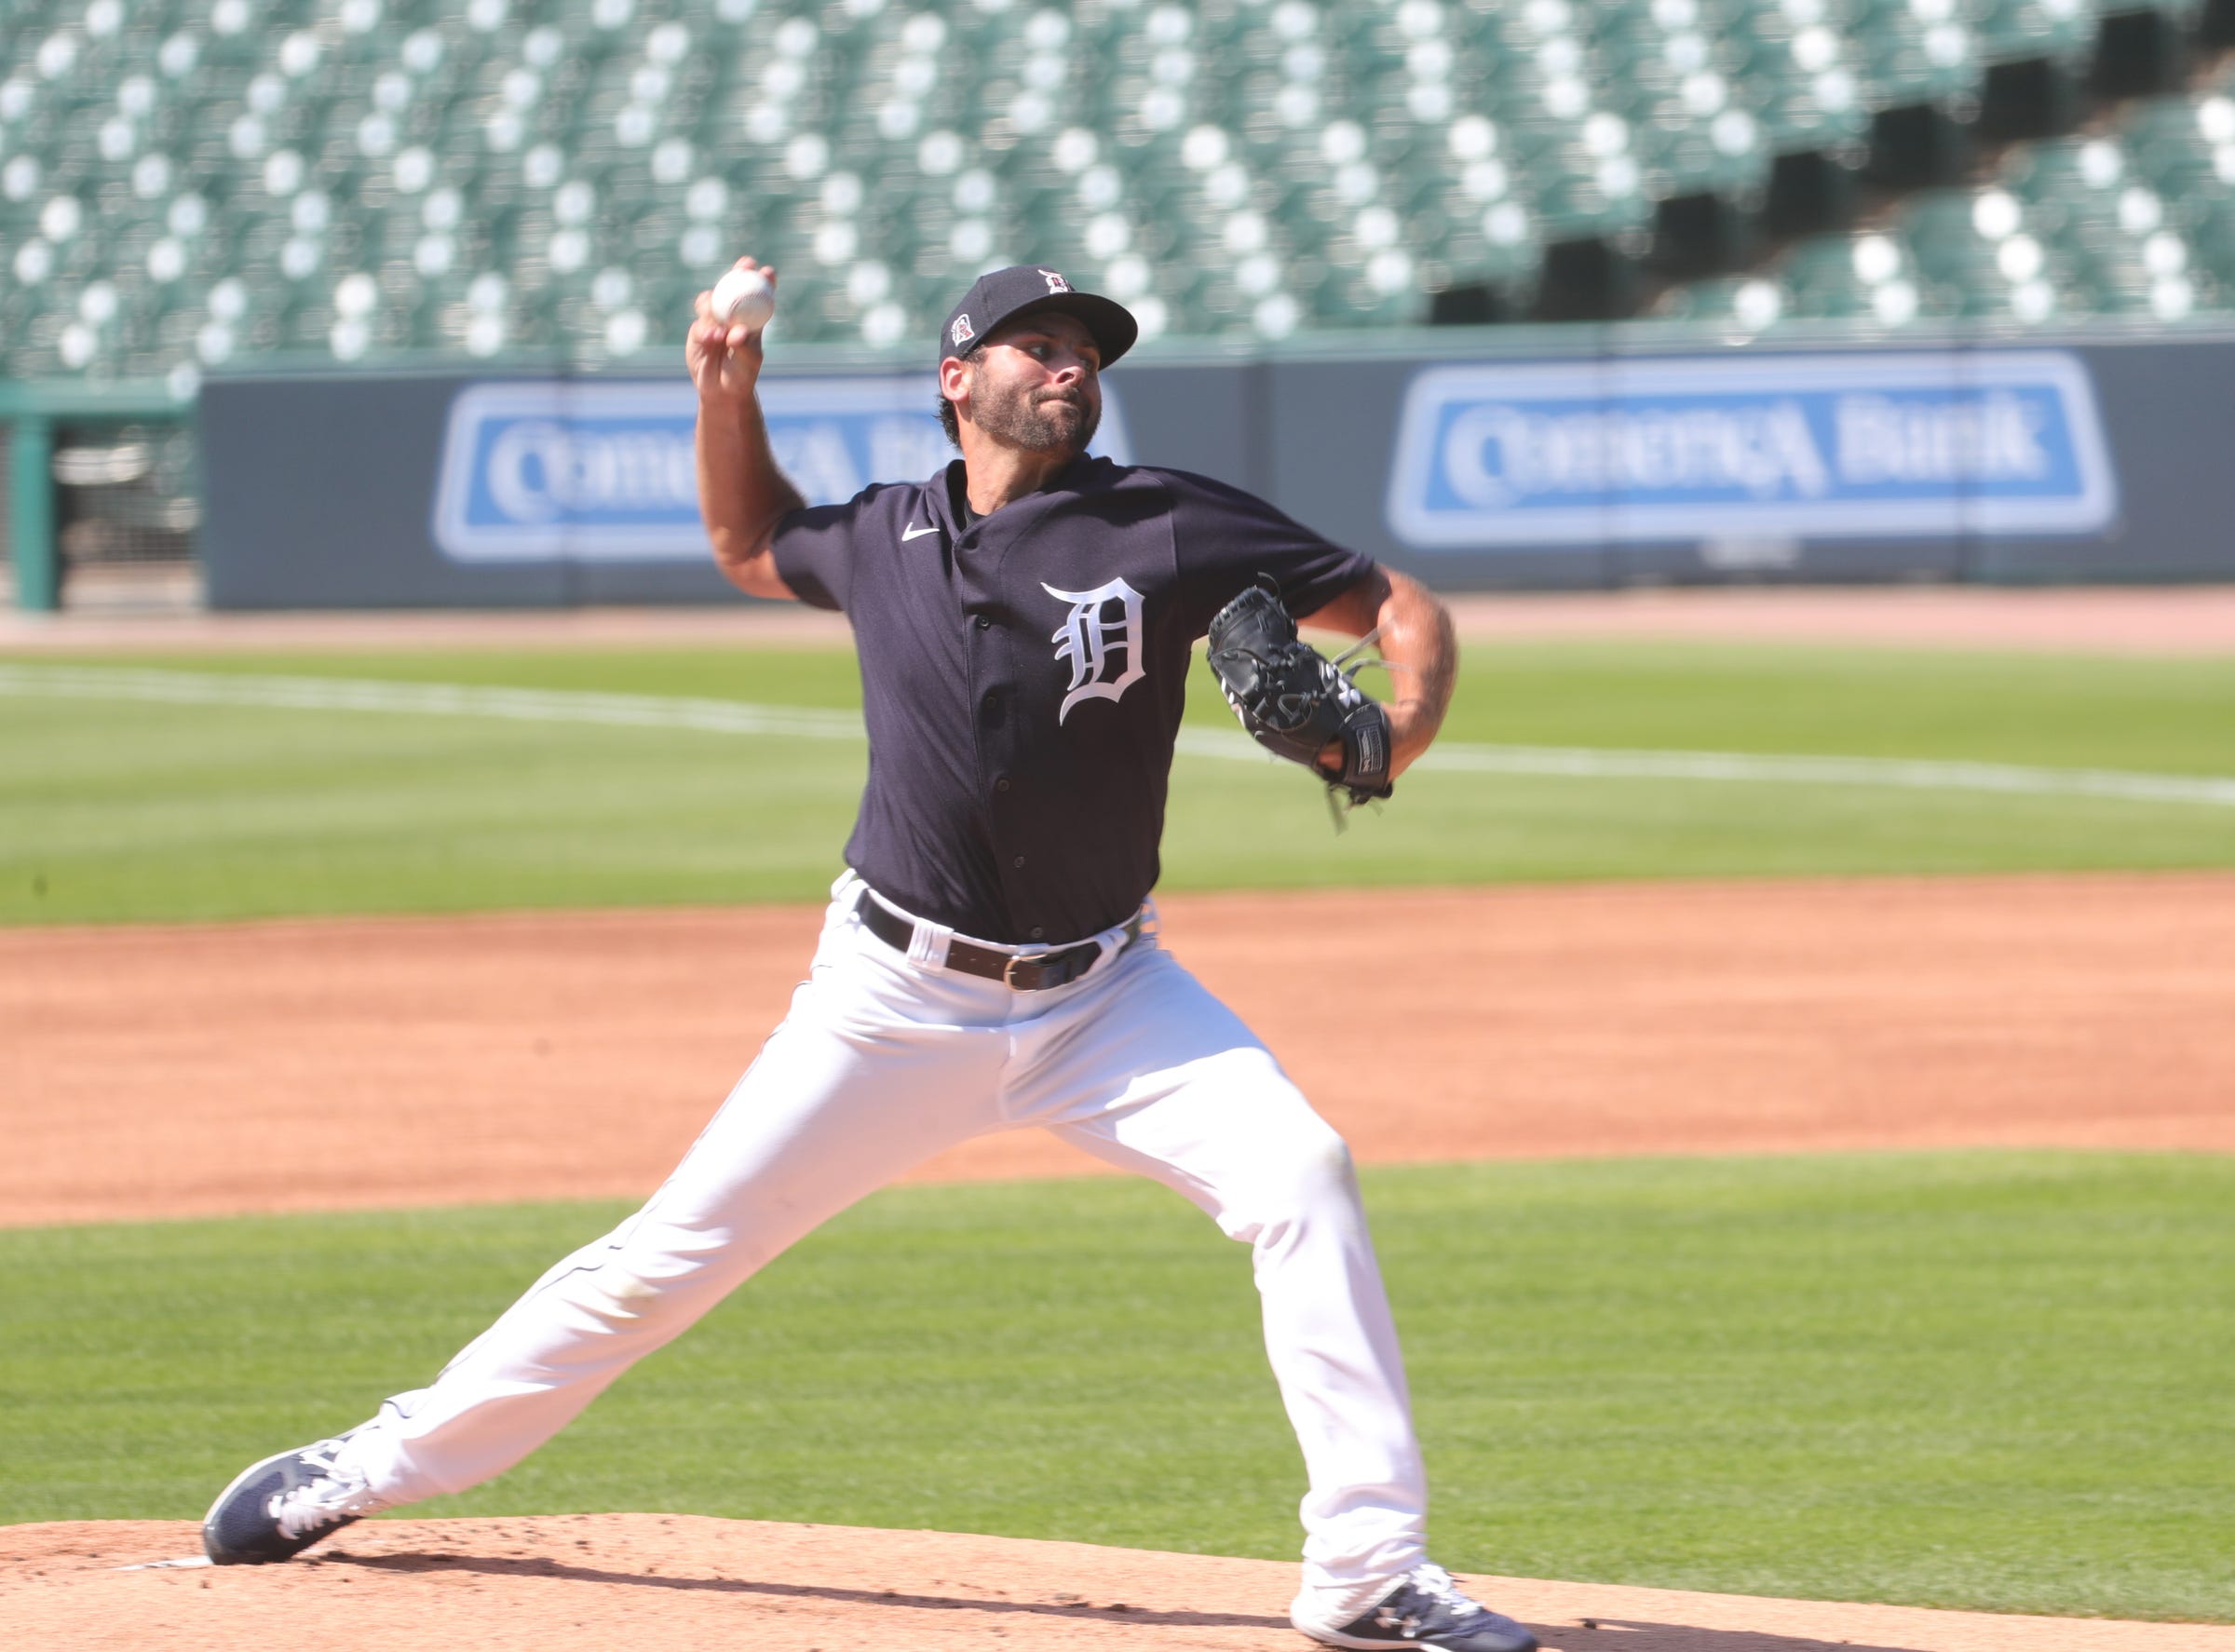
[904,915,949,968]
[857,886,953,968]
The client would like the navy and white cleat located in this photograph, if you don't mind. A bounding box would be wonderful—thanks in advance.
[201,1436,387,1564]
[1296,1563,1540,1652]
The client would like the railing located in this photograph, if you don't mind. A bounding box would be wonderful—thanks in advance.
[1,382,192,615]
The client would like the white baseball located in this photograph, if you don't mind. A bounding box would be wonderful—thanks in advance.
[711,266,777,331]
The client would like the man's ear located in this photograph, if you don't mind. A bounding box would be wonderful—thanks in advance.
[939,356,971,421]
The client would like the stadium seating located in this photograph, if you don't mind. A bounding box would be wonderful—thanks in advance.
[1656,74,2234,329]
[1,0,2231,386]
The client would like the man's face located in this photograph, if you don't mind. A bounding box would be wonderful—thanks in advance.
[950,311,1103,454]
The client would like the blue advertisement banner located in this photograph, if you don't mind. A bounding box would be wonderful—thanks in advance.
[198,333,2235,609]
[1384,352,2118,549]
[430,375,1133,562]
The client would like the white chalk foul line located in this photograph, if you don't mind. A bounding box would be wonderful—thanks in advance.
[1403,741,2235,810]
[7,661,2234,811]
[0,662,863,740]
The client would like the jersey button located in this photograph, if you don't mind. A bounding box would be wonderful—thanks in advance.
[1029,927,1045,940]
[974,615,991,630]
[1011,855,1026,869]
[995,777,1011,792]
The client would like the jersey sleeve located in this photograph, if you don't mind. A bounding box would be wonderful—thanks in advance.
[766,501,860,613]
[1159,467,1377,638]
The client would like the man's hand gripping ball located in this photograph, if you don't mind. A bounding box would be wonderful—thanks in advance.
[1206,577,1395,810]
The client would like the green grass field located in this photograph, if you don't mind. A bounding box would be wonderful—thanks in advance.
[6,635,2230,1622]
[4,1155,2229,1622]
[4,641,2234,923]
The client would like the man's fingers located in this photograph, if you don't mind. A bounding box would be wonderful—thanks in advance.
[692,316,741,354]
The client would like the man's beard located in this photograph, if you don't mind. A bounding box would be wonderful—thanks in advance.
[968,372,1100,454]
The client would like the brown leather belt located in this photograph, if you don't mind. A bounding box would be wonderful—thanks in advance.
[854,889,1141,991]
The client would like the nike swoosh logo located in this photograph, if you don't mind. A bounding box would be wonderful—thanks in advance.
[901,521,941,541]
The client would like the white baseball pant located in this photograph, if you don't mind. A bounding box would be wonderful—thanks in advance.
[334,872,1430,1602]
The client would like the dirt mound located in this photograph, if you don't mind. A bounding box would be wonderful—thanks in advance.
[6,1515,2225,1652]
[5,875,2233,1228]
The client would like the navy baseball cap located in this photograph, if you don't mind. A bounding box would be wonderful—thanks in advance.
[939,265,1138,370]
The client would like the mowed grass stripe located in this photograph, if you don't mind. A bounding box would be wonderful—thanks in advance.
[18,639,2231,771]
[0,1154,2228,1622]
[9,642,2235,922]
[7,660,2235,807]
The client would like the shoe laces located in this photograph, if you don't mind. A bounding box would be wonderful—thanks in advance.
[1403,1563,1483,1618]
[268,1438,384,1539]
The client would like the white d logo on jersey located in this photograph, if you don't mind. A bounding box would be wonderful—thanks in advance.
[1042,576,1145,724]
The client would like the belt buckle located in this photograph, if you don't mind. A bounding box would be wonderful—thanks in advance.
[1002,951,1034,990]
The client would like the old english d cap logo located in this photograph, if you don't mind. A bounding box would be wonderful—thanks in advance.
[937,265,1139,370]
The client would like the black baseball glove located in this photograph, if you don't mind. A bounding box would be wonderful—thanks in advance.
[1205,575,1394,809]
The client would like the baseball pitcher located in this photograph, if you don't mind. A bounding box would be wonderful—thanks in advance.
[201,262,1531,1652]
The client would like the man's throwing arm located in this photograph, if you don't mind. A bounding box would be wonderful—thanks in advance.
[689,258,806,600]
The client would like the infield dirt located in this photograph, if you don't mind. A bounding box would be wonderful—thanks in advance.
[6,873,2230,1226]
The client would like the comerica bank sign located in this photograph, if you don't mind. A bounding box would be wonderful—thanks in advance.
[431,377,1131,562]
[1385,353,2118,549]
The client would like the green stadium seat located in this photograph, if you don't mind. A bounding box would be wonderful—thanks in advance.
[1850,0,1987,106]
[1975,0,2098,61]
[2121,92,2235,200]
[1653,272,1792,326]
[1777,231,1933,323]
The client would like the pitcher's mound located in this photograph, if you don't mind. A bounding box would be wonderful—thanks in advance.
[6,1514,2227,1652]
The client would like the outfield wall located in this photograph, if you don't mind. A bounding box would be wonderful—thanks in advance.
[197,327,2235,608]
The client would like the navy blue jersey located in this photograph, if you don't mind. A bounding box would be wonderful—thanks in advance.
[771,454,1375,945]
